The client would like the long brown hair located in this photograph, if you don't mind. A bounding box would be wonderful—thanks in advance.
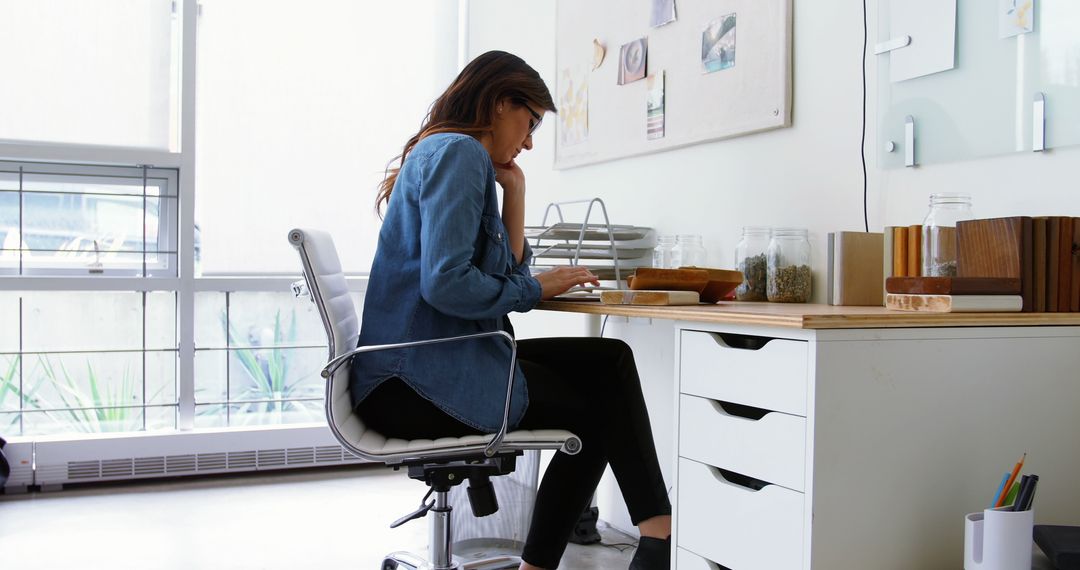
[376,50,556,215]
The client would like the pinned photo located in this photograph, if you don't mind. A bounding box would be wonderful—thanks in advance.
[618,38,648,85]
[999,0,1034,38]
[650,0,677,28]
[646,71,665,140]
[558,66,589,146]
[702,13,737,73]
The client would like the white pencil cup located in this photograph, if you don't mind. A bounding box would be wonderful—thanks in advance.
[964,507,1034,570]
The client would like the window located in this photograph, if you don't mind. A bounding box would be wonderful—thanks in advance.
[0,162,178,277]
[0,1,459,440]
[194,0,460,275]
[192,291,350,428]
[0,0,181,150]
[0,290,178,435]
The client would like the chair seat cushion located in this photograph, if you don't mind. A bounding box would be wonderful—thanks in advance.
[336,410,576,462]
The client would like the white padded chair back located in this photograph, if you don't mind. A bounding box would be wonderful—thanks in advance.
[287,228,373,456]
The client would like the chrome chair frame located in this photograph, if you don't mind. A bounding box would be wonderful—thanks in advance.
[289,228,580,570]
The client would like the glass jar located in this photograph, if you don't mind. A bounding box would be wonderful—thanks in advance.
[921,193,973,277]
[652,235,677,269]
[766,228,812,303]
[734,226,770,301]
[672,234,706,268]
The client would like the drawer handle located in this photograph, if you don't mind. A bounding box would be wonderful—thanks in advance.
[709,331,777,351]
[695,558,732,570]
[711,466,772,492]
[711,399,770,421]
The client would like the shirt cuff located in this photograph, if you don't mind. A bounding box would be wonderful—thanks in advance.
[514,274,542,312]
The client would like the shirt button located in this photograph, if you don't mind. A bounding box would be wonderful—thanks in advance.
[497,233,503,239]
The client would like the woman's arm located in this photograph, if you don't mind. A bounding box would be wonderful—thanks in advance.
[496,159,600,299]
[417,139,541,319]
[495,160,525,264]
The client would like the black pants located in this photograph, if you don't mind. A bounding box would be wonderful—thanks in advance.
[357,337,672,569]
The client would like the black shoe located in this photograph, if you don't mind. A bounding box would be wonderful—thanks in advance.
[629,535,671,570]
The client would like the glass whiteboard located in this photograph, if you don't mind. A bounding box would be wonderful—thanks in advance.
[877,0,1080,168]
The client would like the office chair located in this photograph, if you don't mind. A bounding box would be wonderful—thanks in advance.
[288,228,581,570]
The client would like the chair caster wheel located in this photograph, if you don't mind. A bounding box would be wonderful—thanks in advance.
[381,554,421,569]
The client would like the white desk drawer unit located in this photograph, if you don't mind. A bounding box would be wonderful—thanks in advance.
[677,458,805,570]
[679,330,808,417]
[678,394,806,492]
[537,304,1080,568]
[676,328,810,569]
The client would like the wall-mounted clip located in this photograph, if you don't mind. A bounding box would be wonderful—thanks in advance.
[904,115,916,167]
[874,35,911,55]
[1033,92,1045,152]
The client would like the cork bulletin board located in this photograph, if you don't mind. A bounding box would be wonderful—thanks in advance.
[554,0,792,169]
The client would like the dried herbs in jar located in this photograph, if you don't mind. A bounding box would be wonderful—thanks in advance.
[766,228,812,303]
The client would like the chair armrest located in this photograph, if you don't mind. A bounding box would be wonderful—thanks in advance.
[321,330,519,458]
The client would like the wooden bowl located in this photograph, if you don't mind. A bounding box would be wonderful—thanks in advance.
[681,267,744,303]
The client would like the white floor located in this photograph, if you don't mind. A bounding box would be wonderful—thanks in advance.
[0,465,637,570]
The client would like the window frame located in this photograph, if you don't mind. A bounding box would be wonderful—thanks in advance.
[0,160,180,278]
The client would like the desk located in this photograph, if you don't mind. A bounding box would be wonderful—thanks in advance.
[536,302,1080,570]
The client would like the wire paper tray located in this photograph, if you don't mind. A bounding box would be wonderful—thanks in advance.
[528,198,654,286]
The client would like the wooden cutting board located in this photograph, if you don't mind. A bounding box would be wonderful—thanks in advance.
[885,277,1021,295]
[600,290,700,306]
[628,268,709,291]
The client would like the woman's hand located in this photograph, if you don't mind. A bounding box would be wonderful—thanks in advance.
[536,266,600,300]
[494,158,525,197]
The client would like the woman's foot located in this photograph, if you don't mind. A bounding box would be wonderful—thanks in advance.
[628,535,671,570]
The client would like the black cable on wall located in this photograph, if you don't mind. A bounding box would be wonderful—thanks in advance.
[862,0,870,233]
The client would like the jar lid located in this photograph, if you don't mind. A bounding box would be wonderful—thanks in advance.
[741,226,771,235]
[772,227,807,237]
[928,192,972,204]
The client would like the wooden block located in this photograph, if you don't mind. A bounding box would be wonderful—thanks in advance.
[1073,218,1080,312]
[907,225,922,277]
[957,217,1033,311]
[1022,218,1033,312]
[957,217,1027,277]
[885,277,1021,295]
[883,227,894,297]
[1059,217,1073,311]
[1034,217,1047,312]
[885,294,1023,313]
[893,227,908,277]
[832,232,884,306]
[1049,217,1060,312]
[600,290,700,306]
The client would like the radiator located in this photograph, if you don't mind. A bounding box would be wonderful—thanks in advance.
[2,424,367,493]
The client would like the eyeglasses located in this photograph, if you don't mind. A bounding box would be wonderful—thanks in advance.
[523,103,543,135]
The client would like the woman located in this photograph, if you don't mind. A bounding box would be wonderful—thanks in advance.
[352,50,672,570]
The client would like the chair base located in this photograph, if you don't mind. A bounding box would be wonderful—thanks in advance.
[381,551,521,570]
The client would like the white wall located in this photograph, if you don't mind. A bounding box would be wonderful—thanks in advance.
[470,0,1080,536]
[470,0,1080,305]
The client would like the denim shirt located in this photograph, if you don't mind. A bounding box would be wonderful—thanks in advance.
[350,133,542,433]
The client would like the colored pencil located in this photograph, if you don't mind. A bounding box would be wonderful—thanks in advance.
[991,472,1010,508]
[996,453,1026,508]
